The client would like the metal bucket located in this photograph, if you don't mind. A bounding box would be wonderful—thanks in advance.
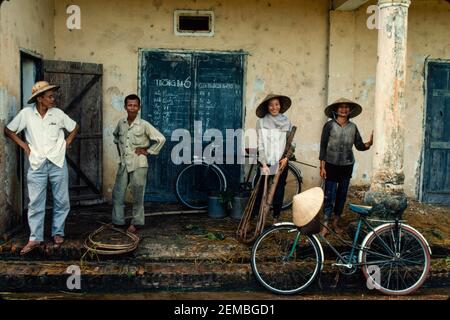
[230,192,250,220]
[208,192,227,219]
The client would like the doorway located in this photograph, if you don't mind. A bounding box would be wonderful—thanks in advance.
[422,61,450,204]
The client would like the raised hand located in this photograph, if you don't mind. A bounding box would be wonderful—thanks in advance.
[366,131,374,148]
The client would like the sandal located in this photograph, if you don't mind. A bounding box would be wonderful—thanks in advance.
[20,241,43,255]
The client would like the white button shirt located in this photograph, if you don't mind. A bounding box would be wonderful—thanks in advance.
[7,106,77,170]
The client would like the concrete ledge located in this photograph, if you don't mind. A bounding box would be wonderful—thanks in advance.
[0,260,447,293]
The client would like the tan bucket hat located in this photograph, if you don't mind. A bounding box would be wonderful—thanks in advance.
[325,97,362,119]
[28,81,60,104]
[292,187,324,227]
[256,94,292,118]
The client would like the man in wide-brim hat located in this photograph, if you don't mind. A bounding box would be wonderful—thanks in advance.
[319,97,373,236]
[4,81,80,255]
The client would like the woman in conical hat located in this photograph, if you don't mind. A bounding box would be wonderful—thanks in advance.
[319,98,373,235]
[253,93,295,219]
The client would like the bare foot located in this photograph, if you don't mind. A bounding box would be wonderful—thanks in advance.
[332,218,344,234]
[127,225,137,234]
[320,222,329,237]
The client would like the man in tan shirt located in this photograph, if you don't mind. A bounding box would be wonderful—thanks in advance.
[112,94,166,233]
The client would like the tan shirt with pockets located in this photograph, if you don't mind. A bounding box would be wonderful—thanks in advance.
[113,118,166,173]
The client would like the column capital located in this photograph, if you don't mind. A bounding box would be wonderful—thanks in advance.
[378,0,411,9]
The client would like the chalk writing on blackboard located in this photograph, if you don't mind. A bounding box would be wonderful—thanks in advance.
[154,76,192,89]
[198,82,239,90]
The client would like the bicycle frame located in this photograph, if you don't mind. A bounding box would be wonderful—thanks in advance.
[316,216,406,268]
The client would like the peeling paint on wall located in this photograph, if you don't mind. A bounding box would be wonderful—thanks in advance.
[248,77,265,112]
[106,86,124,112]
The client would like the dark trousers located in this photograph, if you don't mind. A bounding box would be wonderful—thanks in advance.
[252,164,289,218]
[323,178,351,221]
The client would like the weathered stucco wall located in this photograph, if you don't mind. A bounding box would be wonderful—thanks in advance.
[328,2,377,190]
[1,0,445,222]
[0,0,55,233]
[53,0,330,200]
[329,0,450,197]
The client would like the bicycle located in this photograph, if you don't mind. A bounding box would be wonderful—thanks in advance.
[175,148,304,210]
[251,201,432,296]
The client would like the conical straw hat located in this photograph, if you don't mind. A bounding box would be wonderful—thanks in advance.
[324,97,362,118]
[292,187,324,227]
[255,93,292,118]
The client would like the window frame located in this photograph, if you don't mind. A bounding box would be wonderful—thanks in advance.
[174,10,215,37]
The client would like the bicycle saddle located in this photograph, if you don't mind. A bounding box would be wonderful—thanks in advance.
[349,203,373,216]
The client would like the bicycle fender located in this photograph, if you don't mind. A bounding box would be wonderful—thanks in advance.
[287,162,303,179]
[273,222,325,271]
[358,223,432,264]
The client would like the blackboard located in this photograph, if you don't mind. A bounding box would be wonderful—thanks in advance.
[141,52,192,137]
[140,51,244,202]
[195,53,244,190]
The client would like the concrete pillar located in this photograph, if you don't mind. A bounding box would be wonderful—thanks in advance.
[365,0,411,217]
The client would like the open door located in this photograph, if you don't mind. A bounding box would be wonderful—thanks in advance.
[20,50,43,218]
[43,60,103,204]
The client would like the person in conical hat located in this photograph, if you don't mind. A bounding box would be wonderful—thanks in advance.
[253,93,295,220]
[4,81,80,254]
[319,98,373,236]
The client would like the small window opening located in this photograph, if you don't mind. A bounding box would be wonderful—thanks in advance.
[179,15,210,32]
[174,10,214,37]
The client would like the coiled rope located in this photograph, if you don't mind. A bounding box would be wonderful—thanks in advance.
[83,223,140,255]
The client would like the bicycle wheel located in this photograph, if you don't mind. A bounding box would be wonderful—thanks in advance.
[251,225,322,295]
[283,164,302,209]
[360,223,431,295]
[252,163,302,210]
[175,163,226,209]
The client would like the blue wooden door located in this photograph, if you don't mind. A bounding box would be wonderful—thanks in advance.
[194,53,244,192]
[423,62,450,204]
[140,52,193,202]
[140,51,244,202]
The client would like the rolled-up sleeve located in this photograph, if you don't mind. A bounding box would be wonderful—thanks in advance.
[62,112,77,132]
[113,122,120,145]
[6,110,26,134]
[145,123,166,155]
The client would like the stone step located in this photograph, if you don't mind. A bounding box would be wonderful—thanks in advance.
[1,238,448,262]
[0,260,448,293]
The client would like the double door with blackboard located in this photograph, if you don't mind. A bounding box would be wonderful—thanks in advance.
[140,51,245,202]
